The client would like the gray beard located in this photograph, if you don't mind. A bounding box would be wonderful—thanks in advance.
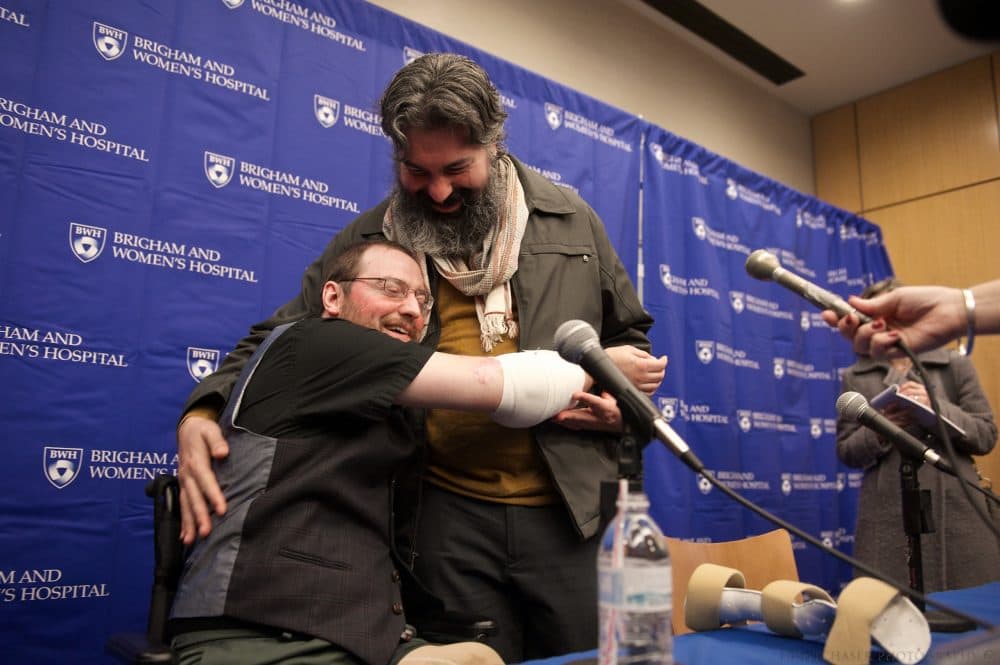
[389,165,503,260]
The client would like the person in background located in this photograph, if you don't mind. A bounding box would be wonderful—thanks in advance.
[835,278,999,591]
[169,239,613,665]
[175,53,665,661]
[821,279,1000,358]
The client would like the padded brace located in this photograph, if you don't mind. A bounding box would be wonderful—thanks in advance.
[685,563,747,631]
[823,578,929,665]
[760,580,834,638]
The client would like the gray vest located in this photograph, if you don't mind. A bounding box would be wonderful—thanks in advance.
[172,322,413,665]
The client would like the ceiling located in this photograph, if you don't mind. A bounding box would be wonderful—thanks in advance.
[622,0,997,116]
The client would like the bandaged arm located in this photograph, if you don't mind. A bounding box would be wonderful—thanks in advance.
[492,351,587,427]
[396,350,587,427]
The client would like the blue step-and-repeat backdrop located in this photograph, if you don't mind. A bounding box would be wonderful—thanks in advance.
[0,1,891,661]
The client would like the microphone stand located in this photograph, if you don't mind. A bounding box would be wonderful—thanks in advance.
[899,456,975,632]
[593,395,994,632]
[600,425,646,525]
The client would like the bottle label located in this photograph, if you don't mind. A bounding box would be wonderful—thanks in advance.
[599,567,672,612]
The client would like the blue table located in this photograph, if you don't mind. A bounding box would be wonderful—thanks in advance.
[519,583,1000,665]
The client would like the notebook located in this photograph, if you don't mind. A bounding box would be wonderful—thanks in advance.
[869,383,966,439]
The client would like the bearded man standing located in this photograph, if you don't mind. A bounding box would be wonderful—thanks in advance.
[176,53,664,661]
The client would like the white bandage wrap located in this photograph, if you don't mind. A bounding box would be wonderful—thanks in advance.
[491,350,585,428]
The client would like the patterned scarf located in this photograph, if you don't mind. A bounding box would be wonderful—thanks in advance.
[384,155,529,351]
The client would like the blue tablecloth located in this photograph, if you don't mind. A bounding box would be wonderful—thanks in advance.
[518,583,1000,665]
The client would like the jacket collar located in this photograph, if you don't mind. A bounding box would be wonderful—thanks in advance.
[509,154,577,216]
[850,346,952,374]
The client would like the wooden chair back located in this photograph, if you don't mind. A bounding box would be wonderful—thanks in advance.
[663,528,799,635]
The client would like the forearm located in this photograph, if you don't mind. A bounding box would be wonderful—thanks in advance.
[398,355,505,411]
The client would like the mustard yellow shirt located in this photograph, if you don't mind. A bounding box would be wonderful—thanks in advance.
[423,278,557,505]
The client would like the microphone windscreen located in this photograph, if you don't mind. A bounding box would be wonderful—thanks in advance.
[553,320,599,362]
[745,249,780,281]
[836,391,868,421]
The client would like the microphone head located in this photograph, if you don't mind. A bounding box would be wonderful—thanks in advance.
[554,320,600,363]
[836,391,869,421]
[745,249,780,281]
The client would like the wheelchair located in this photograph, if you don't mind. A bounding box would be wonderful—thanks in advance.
[105,474,495,664]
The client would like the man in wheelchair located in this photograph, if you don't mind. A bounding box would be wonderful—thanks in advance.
[167,240,599,665]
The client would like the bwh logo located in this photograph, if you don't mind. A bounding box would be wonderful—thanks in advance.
[69,223,107,263]
[314,95,340,128]
[544,103,563,130]
[204,151,235,188]
[187,347,220,382]
[696,340,714,364]
[93,22,127,61]
[44,447,83,489]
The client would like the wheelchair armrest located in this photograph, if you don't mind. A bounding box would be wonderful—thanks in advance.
[104,631,173,664]
[417,609,497,643]
[105,474,184,664]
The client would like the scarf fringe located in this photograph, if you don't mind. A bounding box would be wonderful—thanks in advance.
[480,312,510,353]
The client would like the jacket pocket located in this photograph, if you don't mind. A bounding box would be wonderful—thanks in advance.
[278,546,352,571]
[523,242,593,260]
[517,245,602,334]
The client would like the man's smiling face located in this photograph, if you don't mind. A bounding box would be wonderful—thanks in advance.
[324,244,427,343]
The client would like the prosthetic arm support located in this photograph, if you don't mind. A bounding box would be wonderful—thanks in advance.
[491,350,585,428]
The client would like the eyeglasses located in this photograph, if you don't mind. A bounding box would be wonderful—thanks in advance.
[341,277,434,313]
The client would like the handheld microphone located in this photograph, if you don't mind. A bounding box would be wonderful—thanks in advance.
[554,320,703,473]
[836,391,955,475]
[745,249,872,323]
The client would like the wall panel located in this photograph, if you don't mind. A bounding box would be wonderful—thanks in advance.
[812,104,862,213]
[857,57,1000,210]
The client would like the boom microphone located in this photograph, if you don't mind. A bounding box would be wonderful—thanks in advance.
[836,391,955,475]
[745,249,872,323]
[554,320,704,473]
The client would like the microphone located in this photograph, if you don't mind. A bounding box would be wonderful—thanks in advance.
[836,391,955,475]
[554,320,704,473]
[745,249,871,323]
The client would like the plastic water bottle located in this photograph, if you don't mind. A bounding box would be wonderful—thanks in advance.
[598,479,673,665]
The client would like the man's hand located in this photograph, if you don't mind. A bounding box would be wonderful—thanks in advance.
[552,391,622,432]
[605,345,667,395]
[177,413,229,545]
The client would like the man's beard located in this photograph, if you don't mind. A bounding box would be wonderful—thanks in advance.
[389,163,503,260]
